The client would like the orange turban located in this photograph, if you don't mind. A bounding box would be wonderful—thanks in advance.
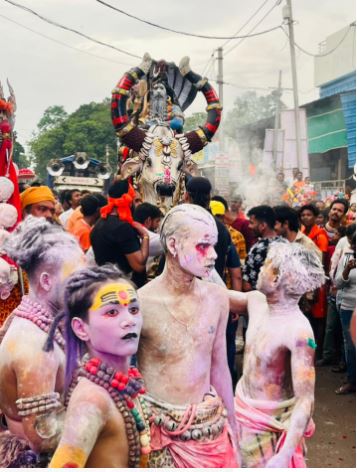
[20,186,56,210]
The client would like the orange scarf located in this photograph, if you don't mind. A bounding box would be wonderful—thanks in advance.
[302,224,329,252]
[100,183,136,225]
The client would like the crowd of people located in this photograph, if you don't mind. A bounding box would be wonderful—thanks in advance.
[0,173,355,468]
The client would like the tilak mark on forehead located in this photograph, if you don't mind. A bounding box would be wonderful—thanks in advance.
[90,283,137,311]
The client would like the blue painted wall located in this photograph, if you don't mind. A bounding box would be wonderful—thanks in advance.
[320,72,356,168]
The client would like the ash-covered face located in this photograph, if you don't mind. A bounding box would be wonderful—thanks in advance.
[80,281,143,359]
[256,259,279,295]
[176,219,218,278]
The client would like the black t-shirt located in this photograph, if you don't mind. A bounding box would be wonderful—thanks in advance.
[90,215,141,274]
[214,216,232,278]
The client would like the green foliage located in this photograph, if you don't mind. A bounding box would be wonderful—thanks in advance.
[29,99,117,178]
[224,91,286,140]
[12,137,31,169]
[184,112,206,132]
[37,105,68,132]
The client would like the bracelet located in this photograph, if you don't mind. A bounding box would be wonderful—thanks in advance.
[142,236,149,240]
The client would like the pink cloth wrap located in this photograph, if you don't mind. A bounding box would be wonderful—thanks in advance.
[146,391,238,468]
[151,423,237,468]
[235,382,315,468]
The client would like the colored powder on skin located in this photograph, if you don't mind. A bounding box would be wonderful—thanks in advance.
[307,338,317,350]
[4,339,17,354]
[90,283,136,310]
[50,444,87,468]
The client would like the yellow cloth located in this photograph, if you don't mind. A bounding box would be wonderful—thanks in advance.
[210,200,225,216]
[20,186,55,210]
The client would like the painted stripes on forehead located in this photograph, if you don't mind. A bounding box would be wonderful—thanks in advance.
[90,283,137,311]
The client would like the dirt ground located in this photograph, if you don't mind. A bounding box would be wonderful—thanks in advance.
[308,365,356,468]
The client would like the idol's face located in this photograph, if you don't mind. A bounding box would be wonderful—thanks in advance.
[256,259,279,295]
[152,82,166,98]
[83,281,143,358]
[176,220,218,278]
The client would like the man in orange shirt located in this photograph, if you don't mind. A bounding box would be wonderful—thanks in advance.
[299,204,329,359]
[70,195,106,252]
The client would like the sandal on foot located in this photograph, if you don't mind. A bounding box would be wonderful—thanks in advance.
[335,383,355,395]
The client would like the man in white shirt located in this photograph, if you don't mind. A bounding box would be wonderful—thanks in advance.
[133,202,164,276]
[59,188,81,229]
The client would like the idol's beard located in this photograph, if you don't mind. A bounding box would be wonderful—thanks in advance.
[150,95,167,120]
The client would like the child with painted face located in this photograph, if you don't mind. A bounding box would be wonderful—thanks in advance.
[49,264,150,468]
[230,242,325,468]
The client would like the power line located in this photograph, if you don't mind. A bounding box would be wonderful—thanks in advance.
[220,0,271,49]
[3,0,141,59]
[95,0,283,40]
[209,77,294,92]
[201,53,215,76]
[224,0,283,56]
[200,0,272,80]
[281,22,355,57]
[0,13,135,67]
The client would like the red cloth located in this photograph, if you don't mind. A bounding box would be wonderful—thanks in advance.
[150,423,238,468]
[302,225,329,318]
[302,225,329,253]
[100,183,135,225]
[232,217,257,251]
[0,121,21,230]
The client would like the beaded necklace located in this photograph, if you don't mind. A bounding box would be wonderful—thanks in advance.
[67,354,151,468]
[13,296,65,350]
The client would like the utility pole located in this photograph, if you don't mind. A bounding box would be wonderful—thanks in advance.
[283,0,301,172]
[217,47,224,107]
[272,70,282,171]
[217,47,224,151]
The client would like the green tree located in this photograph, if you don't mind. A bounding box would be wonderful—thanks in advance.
[224,91,286,140]
[37,105,68,132]
[29,99,117,178]
[184,112,207,132]
[12,137,31,169]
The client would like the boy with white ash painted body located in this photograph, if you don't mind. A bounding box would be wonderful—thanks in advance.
[229,242,325,468]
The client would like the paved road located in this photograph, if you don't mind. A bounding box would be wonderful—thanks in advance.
[308,366,356,468]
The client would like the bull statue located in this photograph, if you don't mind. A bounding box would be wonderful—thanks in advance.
[111,53,222,211]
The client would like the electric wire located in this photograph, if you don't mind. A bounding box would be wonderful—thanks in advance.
[282,22,355,57]
[3,0,141,59]
[201,0,272,82]
[224,0,283,56]
[209,78,294,92]
[95,0,283,40]
[0,13,135,67]
[220,0,271,49]
[201,53,215,76]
